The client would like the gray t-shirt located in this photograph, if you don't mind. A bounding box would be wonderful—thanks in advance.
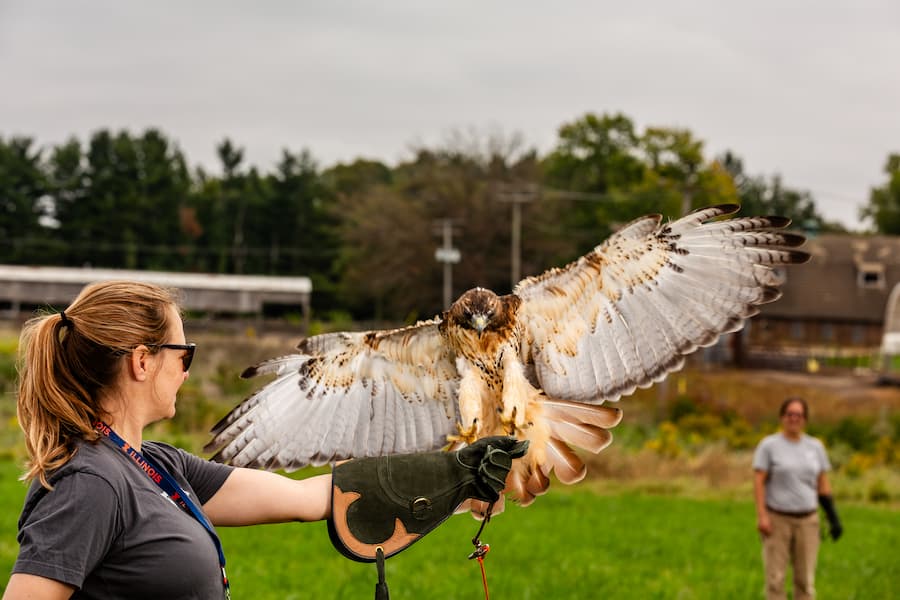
[13,437,234,599]
[752,432,831,513]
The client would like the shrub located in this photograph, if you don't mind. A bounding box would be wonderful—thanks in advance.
[675,413,723,437]
[643,421,681,458]
[873,436,900,466]
[820,417,878,452]
[0,336,17,395]
[843,453,874,478]
[868,479,891,503]
[669,395,699,422]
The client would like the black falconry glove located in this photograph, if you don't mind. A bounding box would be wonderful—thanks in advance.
[818,494,843,541]
[327,436,529,562]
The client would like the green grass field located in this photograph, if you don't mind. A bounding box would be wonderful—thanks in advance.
[1,459,896,599]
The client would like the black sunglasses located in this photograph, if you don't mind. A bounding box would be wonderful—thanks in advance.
[148,343,196,372]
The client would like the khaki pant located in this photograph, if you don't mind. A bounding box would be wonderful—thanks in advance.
[761,510,820,600]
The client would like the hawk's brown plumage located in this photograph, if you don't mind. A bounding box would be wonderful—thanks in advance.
[205,204,809,505]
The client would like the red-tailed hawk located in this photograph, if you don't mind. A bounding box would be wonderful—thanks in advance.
[205,204,808,505]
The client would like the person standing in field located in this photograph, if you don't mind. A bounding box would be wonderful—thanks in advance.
[3,280,524,599]
[752,396,842,600]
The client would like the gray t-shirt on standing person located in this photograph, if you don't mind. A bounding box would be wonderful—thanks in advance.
[752,432,831,513]
[13,437,234,599]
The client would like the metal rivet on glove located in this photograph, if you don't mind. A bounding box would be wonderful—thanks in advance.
[411,496,432,520]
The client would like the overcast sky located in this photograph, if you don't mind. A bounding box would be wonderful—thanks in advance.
[2,1,898,230]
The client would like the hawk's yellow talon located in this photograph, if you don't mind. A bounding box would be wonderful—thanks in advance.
[447,419,479,445]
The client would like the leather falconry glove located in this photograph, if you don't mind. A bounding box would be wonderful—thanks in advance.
[818,494,843,541]
[327,436,529,562]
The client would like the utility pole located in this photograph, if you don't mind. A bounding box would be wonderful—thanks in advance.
[681,170,698,216]
[497,183,539,288]
[681,185,693,216]
[433,219,461,308]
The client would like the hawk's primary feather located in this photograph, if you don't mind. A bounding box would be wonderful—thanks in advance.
[204,204,809,504]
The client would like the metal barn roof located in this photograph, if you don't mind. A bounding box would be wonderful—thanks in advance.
[0,265,311,321]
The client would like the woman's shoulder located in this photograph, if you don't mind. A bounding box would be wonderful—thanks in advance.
[56,438,129,480]
[801,433,827,449]
[31,438,133,498]
[141,440,228,478]
[141,440,193,472]
[756,432,783,448]
[20,439,126,524]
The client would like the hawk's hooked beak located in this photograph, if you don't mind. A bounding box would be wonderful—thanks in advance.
[470,314,488,334]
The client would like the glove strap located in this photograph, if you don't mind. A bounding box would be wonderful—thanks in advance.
[374,546,390,600]
[467,501,496,600]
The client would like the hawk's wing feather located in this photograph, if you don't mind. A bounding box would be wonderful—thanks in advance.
[516,203,809,404]
[204,320,461,469]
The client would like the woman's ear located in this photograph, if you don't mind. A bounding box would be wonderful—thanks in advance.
[129,345,150,382]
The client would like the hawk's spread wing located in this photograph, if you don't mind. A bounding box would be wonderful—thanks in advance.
[516,204,806,404]
[206,203,808,496]
[204,320,461,469]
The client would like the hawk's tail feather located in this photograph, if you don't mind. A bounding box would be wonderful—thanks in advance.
[525,463,550,496]
[541,399,623,429]
[456,496,507,521]
[547,421,613,454]
[503,460,550,507]
[544,437,587,484]
[502,399,623,504]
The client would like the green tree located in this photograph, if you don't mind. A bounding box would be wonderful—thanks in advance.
[860,153,900,234]
[541,113,647,251]
[542,114,741,254]
[45,138,87,264]
[265,149,332,273]
[0,136,49,264]
[53,130,122,267]
[262,149,340,311]
[324,158,392,197]
[542,112,645,192]
[638,126,705,216]
[719,151,831,231]
[218,139,250,273]
[188,139,254,274]
[133,129,192,271]
[51,129,191,270]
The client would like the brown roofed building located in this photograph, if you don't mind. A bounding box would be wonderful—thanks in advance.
[748,234,900,353]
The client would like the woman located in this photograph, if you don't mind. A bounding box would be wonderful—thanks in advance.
[752,396,842,600]
[4,280,523,599]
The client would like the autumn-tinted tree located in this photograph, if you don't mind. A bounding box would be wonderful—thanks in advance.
[333,131,573,321]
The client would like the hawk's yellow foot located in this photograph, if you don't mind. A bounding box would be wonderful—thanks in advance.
[447,419,479,445]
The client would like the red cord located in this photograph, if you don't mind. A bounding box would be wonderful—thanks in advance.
[469,501,495,600]
[476,546,491,600]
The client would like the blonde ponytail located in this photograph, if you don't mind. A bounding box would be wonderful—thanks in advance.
[16,281,180,488]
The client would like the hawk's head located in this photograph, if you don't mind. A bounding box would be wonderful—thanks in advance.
[443,287,520,336]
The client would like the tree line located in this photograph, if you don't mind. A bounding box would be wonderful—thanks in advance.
[2,111,892,321]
